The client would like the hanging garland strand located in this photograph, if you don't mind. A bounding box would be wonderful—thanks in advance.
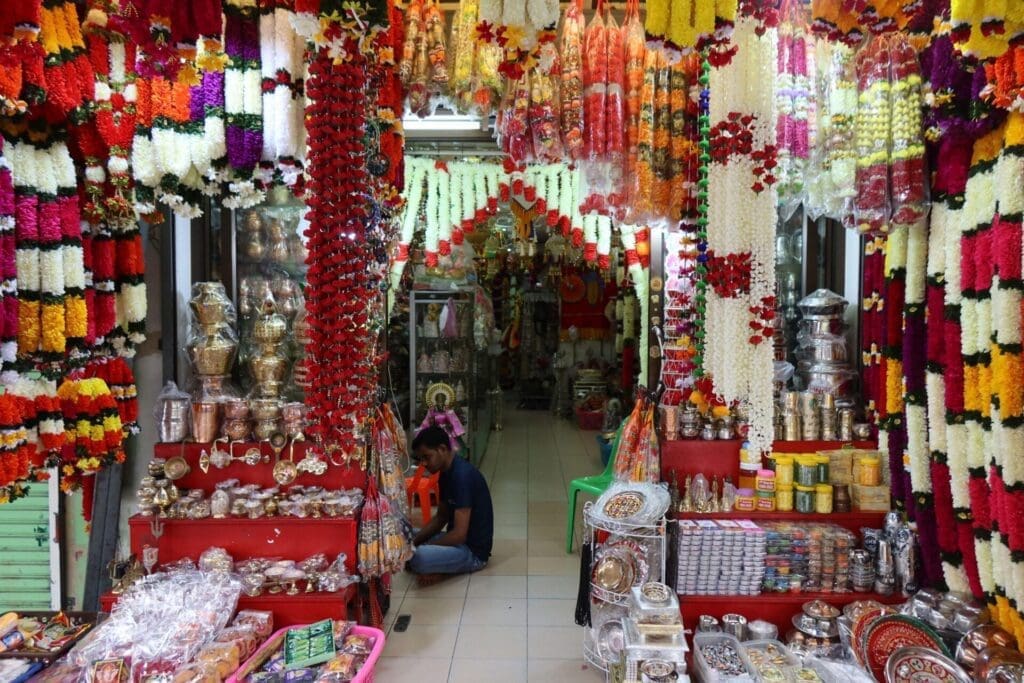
[693,55,710,378]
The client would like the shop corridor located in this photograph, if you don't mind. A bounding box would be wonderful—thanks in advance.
[374,404,606,682]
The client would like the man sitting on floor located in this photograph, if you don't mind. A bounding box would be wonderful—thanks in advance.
[408,425,493,585]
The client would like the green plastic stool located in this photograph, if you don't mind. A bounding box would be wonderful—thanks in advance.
[566,423,623,553]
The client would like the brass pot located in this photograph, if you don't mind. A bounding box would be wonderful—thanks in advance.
[253,308,287,346]
[250,399,281,421]
[251,353,288,384]
[974,646,1024,682]
[190,282,232,327]
[189,333,238,376]
[223,418,252,441]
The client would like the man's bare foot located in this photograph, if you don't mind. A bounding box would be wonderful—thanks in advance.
[416,573,446,587]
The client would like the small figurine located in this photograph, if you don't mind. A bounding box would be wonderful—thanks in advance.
[422,302,442,338]
[668,472,680,516]
[681,474,693,513]
[417,383,465,453]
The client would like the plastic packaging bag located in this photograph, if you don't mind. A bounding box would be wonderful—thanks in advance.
[560,0,585,160]
[622,0,645,179]
[887,33,928,230]
[583,10,608,159]
[153,381,191,443]
[605,9,625,161]
[854,35,891,235]
[529,59,564,162]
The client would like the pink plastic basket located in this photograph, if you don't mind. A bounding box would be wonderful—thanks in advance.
[227,624,386,683]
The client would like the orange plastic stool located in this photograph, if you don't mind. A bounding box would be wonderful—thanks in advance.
[405,464,441,524]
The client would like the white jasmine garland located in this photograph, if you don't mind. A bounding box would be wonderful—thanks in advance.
[993,286,1021,346]
[474,167,488,213]
[597,215,611,261]
[424,166,440,258]
[110,42,126,85]
[131,134,159,188]
[449,163,462,234]
[437,165,451,246]
[461,166,475,226]
[243,68,262,115]
[107,156,129,175]
[906,403,930,493]
[546,165,560,213]
[946,423,970,509]
[583,213,598,258]
[558,167,573,227]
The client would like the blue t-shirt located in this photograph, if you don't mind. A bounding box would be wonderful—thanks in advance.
[439,456,493,562]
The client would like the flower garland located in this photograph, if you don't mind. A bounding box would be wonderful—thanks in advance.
[950,0,1024,62]
[560,0,585,160]
[775,0,814,215]
[450,0,502,116]
[0,140,15,370]
[0,392,37,504]
[620,222,651,384]
[692,56,710,377]
[303,36,382,459]
[221,0,265,210]
[39,0,95,122]
[904,216,943,586]
[475,0,559,80]
[644,0,738,62]
[705,17,777,456]
[805,39,856,223]
[398,0,448,116]
[56,376,124,495]
[258,0,306,188]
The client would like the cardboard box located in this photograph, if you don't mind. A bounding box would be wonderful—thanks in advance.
[852,484,891,512]
[819,449,854,485]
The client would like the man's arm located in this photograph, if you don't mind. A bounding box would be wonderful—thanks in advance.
[413,498,450,546]
[424,507,471,547]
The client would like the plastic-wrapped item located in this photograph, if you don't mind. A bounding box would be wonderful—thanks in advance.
[622,0,645,178]
[806,40,856,224]
[154,381,192,443]
[560,0,585,160]
[234,611,274,640]
[171,662,221,683]
[215,626,260,661]
[339,633,375,656]
[605,9,625,161]
[502,74,533,162]
[199,547,234,573]
[65,571,241,680]
[583,11,608,159]
[775,0,815,219]
[853,35,891,236]
[529,58,564,162]
[318,553,358,593]
[196,641,240,680]
[887,33,928,230]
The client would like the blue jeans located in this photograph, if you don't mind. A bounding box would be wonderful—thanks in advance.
[409,534,486,575]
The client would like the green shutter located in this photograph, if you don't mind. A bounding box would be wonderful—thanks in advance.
[0,482,56,611]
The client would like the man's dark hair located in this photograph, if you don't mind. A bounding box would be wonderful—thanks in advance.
[411,425,451,452]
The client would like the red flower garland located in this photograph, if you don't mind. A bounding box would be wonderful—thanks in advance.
[303,39,382,460]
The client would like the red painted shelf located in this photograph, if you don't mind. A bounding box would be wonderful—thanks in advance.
[679,591,904,632]
[128,515,359,573]
[674,511,886,527]
[153,441,367,492]
[660,439,877,488]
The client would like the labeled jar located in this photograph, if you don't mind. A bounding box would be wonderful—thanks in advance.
[833,484,851,512]
[795,456,818,487]
[795,484,815,513]
[773,455,794,486]
[816,454,830,483]
[858,455,881,486]
[776,484,794,511]
[756,490,776,511]
[738,463,759,491]
[735,488,756,512]
[815,484,834,514]
[756,469,776,493]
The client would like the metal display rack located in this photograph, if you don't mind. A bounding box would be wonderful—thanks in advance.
[581,501,667,674]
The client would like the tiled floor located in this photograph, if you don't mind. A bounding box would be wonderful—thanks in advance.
[375,404,606,682]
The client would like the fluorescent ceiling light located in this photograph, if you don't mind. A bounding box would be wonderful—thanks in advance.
[402,114,484,132]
